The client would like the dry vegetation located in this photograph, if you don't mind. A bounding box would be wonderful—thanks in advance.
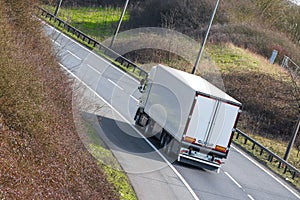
[0,1,118,199]
[127,0,300,64]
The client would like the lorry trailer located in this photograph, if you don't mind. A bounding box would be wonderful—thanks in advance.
[134,64,242,172]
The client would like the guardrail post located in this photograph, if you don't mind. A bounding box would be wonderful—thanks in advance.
[260,148,264,156]
[292,171,296,179]
[235,131,240,139]
[268,155,273,162]
[278,161,282,168]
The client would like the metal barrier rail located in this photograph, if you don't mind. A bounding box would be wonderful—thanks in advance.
[234,129,299,180]
[282,56,300,78]
[36,6,148,80]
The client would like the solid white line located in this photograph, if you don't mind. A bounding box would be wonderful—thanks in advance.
[224,172,242,188]
[232,145,300,199]
[107,78,124,91]
[59,63,200,200]
[247,194,255,200]
[66,50,82,61]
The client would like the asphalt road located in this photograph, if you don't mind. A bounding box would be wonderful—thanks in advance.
[43,23,300,200]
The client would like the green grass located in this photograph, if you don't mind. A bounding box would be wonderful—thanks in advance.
[85,121,137,200]
[43,5,129,41]
[206,44,285,78]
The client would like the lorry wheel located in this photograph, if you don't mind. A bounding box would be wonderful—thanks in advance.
[135,114,140,126]
[165,139,178,162]
[160,131,167,148]
[161,131,171,149]
[164,135,172,151]
[144,120,153,137]
[165,137,173,154]
[134,109,142,126]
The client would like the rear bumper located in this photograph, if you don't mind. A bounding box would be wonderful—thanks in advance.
[178,154,220,172]
[181,141,227,158]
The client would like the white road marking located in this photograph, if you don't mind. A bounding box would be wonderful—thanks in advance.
[130,95,139,102]
[59,62,200,200]
[224,172,242,188]
[87,64,102,75]
[225,171,257,200]
[66,50,82,61]
[45,21,138,84]
[54,40,61,46]
[107,78,124,91]
[247,194,255,200]
[232,145,300,199]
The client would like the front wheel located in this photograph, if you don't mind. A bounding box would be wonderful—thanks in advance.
[134,108,142,126]
[135,107,145,125]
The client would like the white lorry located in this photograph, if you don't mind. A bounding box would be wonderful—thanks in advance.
[134,64,242,172]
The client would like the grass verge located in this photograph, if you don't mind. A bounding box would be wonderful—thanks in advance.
[84,120,137,200]
[43,5,128,41]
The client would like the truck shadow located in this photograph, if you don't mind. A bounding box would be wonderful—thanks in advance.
[81,111,176,164]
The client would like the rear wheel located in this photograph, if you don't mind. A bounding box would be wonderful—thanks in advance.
[144,119,153,137]
[134,110,141,126]
[160,131,167,148]
[160,130,172,149]
[165,137,174,154]
[135,108,148,126]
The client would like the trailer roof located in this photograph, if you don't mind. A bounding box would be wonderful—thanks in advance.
[157,65,242,106]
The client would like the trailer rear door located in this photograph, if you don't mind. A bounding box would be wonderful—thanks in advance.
[185,95,217,147]
[185,95,240,149]
[206,101,240,148]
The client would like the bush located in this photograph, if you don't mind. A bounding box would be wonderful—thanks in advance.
[127,0,228,32]
[127,0,300,64]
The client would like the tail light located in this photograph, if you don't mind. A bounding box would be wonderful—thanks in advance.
[183,136,196,143]
[214,145,227,153]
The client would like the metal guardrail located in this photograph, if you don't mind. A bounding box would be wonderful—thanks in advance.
[234,129,299,180]
[282,56,300,78]
[36,6,148,80]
